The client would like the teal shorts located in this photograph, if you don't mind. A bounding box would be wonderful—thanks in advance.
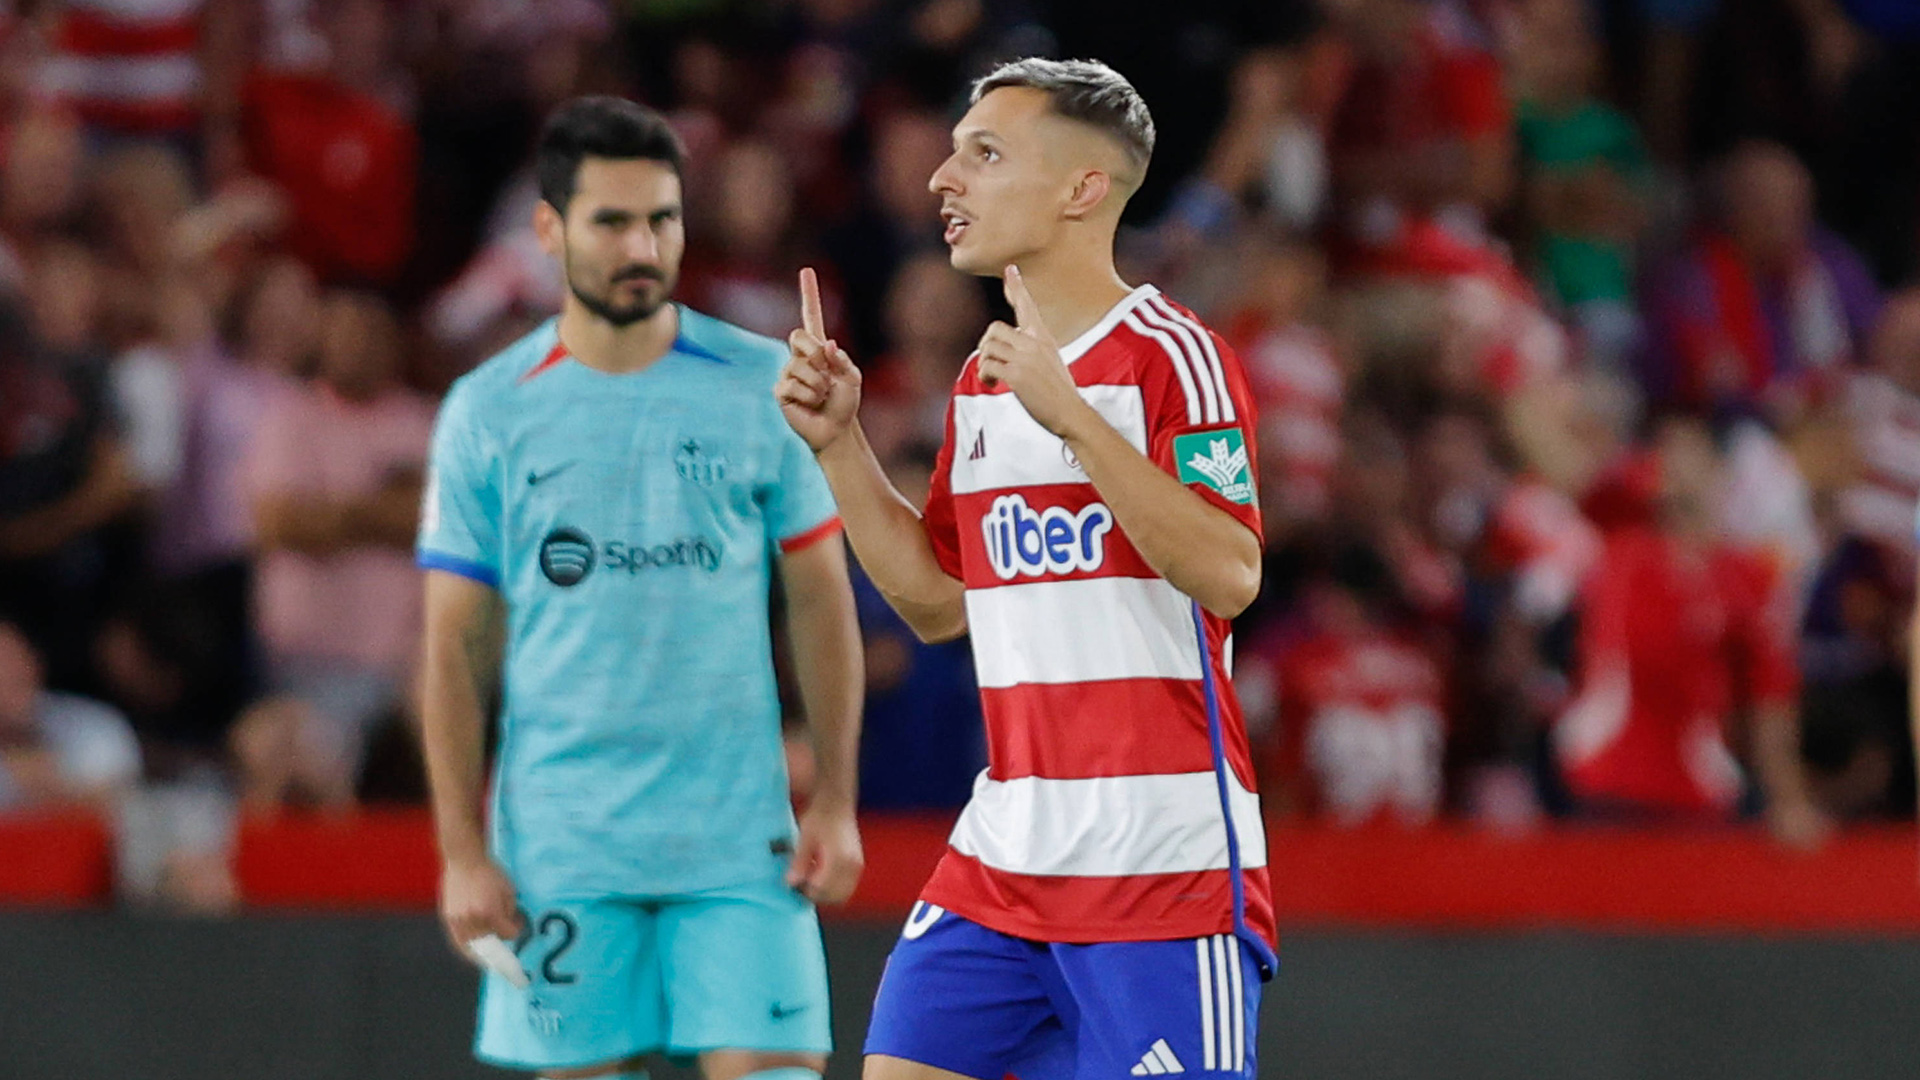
[475,872,832,1071]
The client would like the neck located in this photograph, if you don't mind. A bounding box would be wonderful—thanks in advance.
[559,300,679,374]
[1012,238,1134,346]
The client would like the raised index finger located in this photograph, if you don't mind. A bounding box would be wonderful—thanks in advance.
[1003,264,1046,338]
[799,267,826,342]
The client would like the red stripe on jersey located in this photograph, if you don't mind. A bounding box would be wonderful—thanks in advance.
[921,849,1277,947]
[57,11,199,56]
[982,679,1214,779]
[981,677,1259,787]
[518,342,569,384]
[778,516,843,554]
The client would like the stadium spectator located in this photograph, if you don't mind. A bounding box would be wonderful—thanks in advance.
[1324,0,1514,261]
[0,103,85,294]
[1510,0,1651,373]
[1639,141,1881,418]
[238,289,432,807]
[0,274,139,693]
[1243,545,1449,826]
[1554,417,1829,847]
[0,620,141,810]
[240,0,417,285]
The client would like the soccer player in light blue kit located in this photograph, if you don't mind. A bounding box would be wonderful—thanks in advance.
[417,97,865,1080]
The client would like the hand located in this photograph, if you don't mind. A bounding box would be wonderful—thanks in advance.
[1766,798,1833,853]
[785,799,864,906]
[977,265,1091,438]
[776,267,863,453]
[440,856,523,952]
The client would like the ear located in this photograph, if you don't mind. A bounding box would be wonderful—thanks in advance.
[1063,169,1113,222]
[533,200,565,258]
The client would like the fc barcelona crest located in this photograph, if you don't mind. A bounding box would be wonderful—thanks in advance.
[675,438,728,487]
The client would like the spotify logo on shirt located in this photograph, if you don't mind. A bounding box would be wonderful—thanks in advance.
[981,494,1113,580]
[540,528,597,586]
[538,527,725,587]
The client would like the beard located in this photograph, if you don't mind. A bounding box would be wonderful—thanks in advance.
[566,249,675,327]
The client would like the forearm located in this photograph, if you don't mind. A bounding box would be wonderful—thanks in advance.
[346,482,427,549]
[783,553,864,810]
[420,586,502,865]
[1752,703,1816,812]
[816,425,966,640]
[1058,407,1261,618]
[0,443,138,559]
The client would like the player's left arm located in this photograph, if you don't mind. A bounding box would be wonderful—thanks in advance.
[777,534,866,904]
[978,267,1260,618]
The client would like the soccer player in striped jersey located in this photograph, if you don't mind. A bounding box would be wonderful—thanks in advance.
[777,58,1274,1080]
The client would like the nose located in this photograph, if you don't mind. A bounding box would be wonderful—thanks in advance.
[929,153,961,198]
[625,223,660,263]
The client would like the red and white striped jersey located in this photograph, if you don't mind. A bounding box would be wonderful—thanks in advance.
[916,284,1276,947]
[39,0,203,135]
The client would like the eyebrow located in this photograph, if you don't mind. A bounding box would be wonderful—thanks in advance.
[952,127,1001,149]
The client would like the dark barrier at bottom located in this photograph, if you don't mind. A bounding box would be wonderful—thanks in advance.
[4,913,1919,1080]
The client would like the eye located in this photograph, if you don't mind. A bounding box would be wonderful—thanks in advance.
[982,147,1000,163]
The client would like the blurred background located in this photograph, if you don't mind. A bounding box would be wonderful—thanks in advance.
[4,0,1920,1077]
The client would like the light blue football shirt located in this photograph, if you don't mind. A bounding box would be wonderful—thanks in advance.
[417,309,839,899]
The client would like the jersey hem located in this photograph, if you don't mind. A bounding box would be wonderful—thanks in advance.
[918,882,1251,947]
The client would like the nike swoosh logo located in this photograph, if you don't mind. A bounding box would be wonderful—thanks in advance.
[770,1002,809,1020]
[527,463,575,486]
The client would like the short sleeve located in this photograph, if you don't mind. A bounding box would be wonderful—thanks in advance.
[416,386,503,587]
[921,394,964,579]
[765,406,843,554]
[1138,300,1264,540]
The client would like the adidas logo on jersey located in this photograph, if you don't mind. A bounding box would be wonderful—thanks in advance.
[982,494,1113,580]
[1131,1039,1185,1075]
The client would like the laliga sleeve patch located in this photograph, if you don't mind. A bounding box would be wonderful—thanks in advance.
[1174,427,1255,505]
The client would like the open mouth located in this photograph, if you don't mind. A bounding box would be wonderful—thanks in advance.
[941,207,971,245]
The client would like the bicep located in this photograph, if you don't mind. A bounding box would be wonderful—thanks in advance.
[777,533,854,611]
[423,569,504,663]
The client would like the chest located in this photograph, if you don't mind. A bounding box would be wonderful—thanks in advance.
[500,387,773,539]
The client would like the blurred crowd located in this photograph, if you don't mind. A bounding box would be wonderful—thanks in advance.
[2,0,1919,910]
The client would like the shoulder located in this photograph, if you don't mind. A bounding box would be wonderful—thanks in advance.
[442,320,562,418]
[675,306,788,379]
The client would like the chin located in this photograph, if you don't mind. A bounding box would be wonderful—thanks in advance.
[947,245,1004,278]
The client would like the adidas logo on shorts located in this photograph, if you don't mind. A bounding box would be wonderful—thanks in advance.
[1130,1038,1185,1075]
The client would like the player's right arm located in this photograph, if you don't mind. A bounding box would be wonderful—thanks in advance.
[777,268,967,642]
[415,384,520,948]
[421,570,522,946]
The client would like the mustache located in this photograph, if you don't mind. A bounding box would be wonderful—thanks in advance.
[611,265,667,283]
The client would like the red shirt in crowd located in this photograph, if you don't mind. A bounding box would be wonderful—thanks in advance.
[1556,529,1799,814]
[242,71,415,285]
[1268,629,1448,826]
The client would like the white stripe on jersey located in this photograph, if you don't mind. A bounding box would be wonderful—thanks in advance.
[1209,936,1232,1068]
[948,770,1267,877]
[949,385,1145,495]
[1123,312,1208,425]
[965,576,1200,688]
[1060,284,1162,363]
[1148,297,1236,424]
[1228,934,1245,1070]
[1197,937,1217,1071]
[1134,300,1223,424]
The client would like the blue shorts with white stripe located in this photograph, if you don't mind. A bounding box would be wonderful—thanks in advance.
[865,902,1267,1080]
